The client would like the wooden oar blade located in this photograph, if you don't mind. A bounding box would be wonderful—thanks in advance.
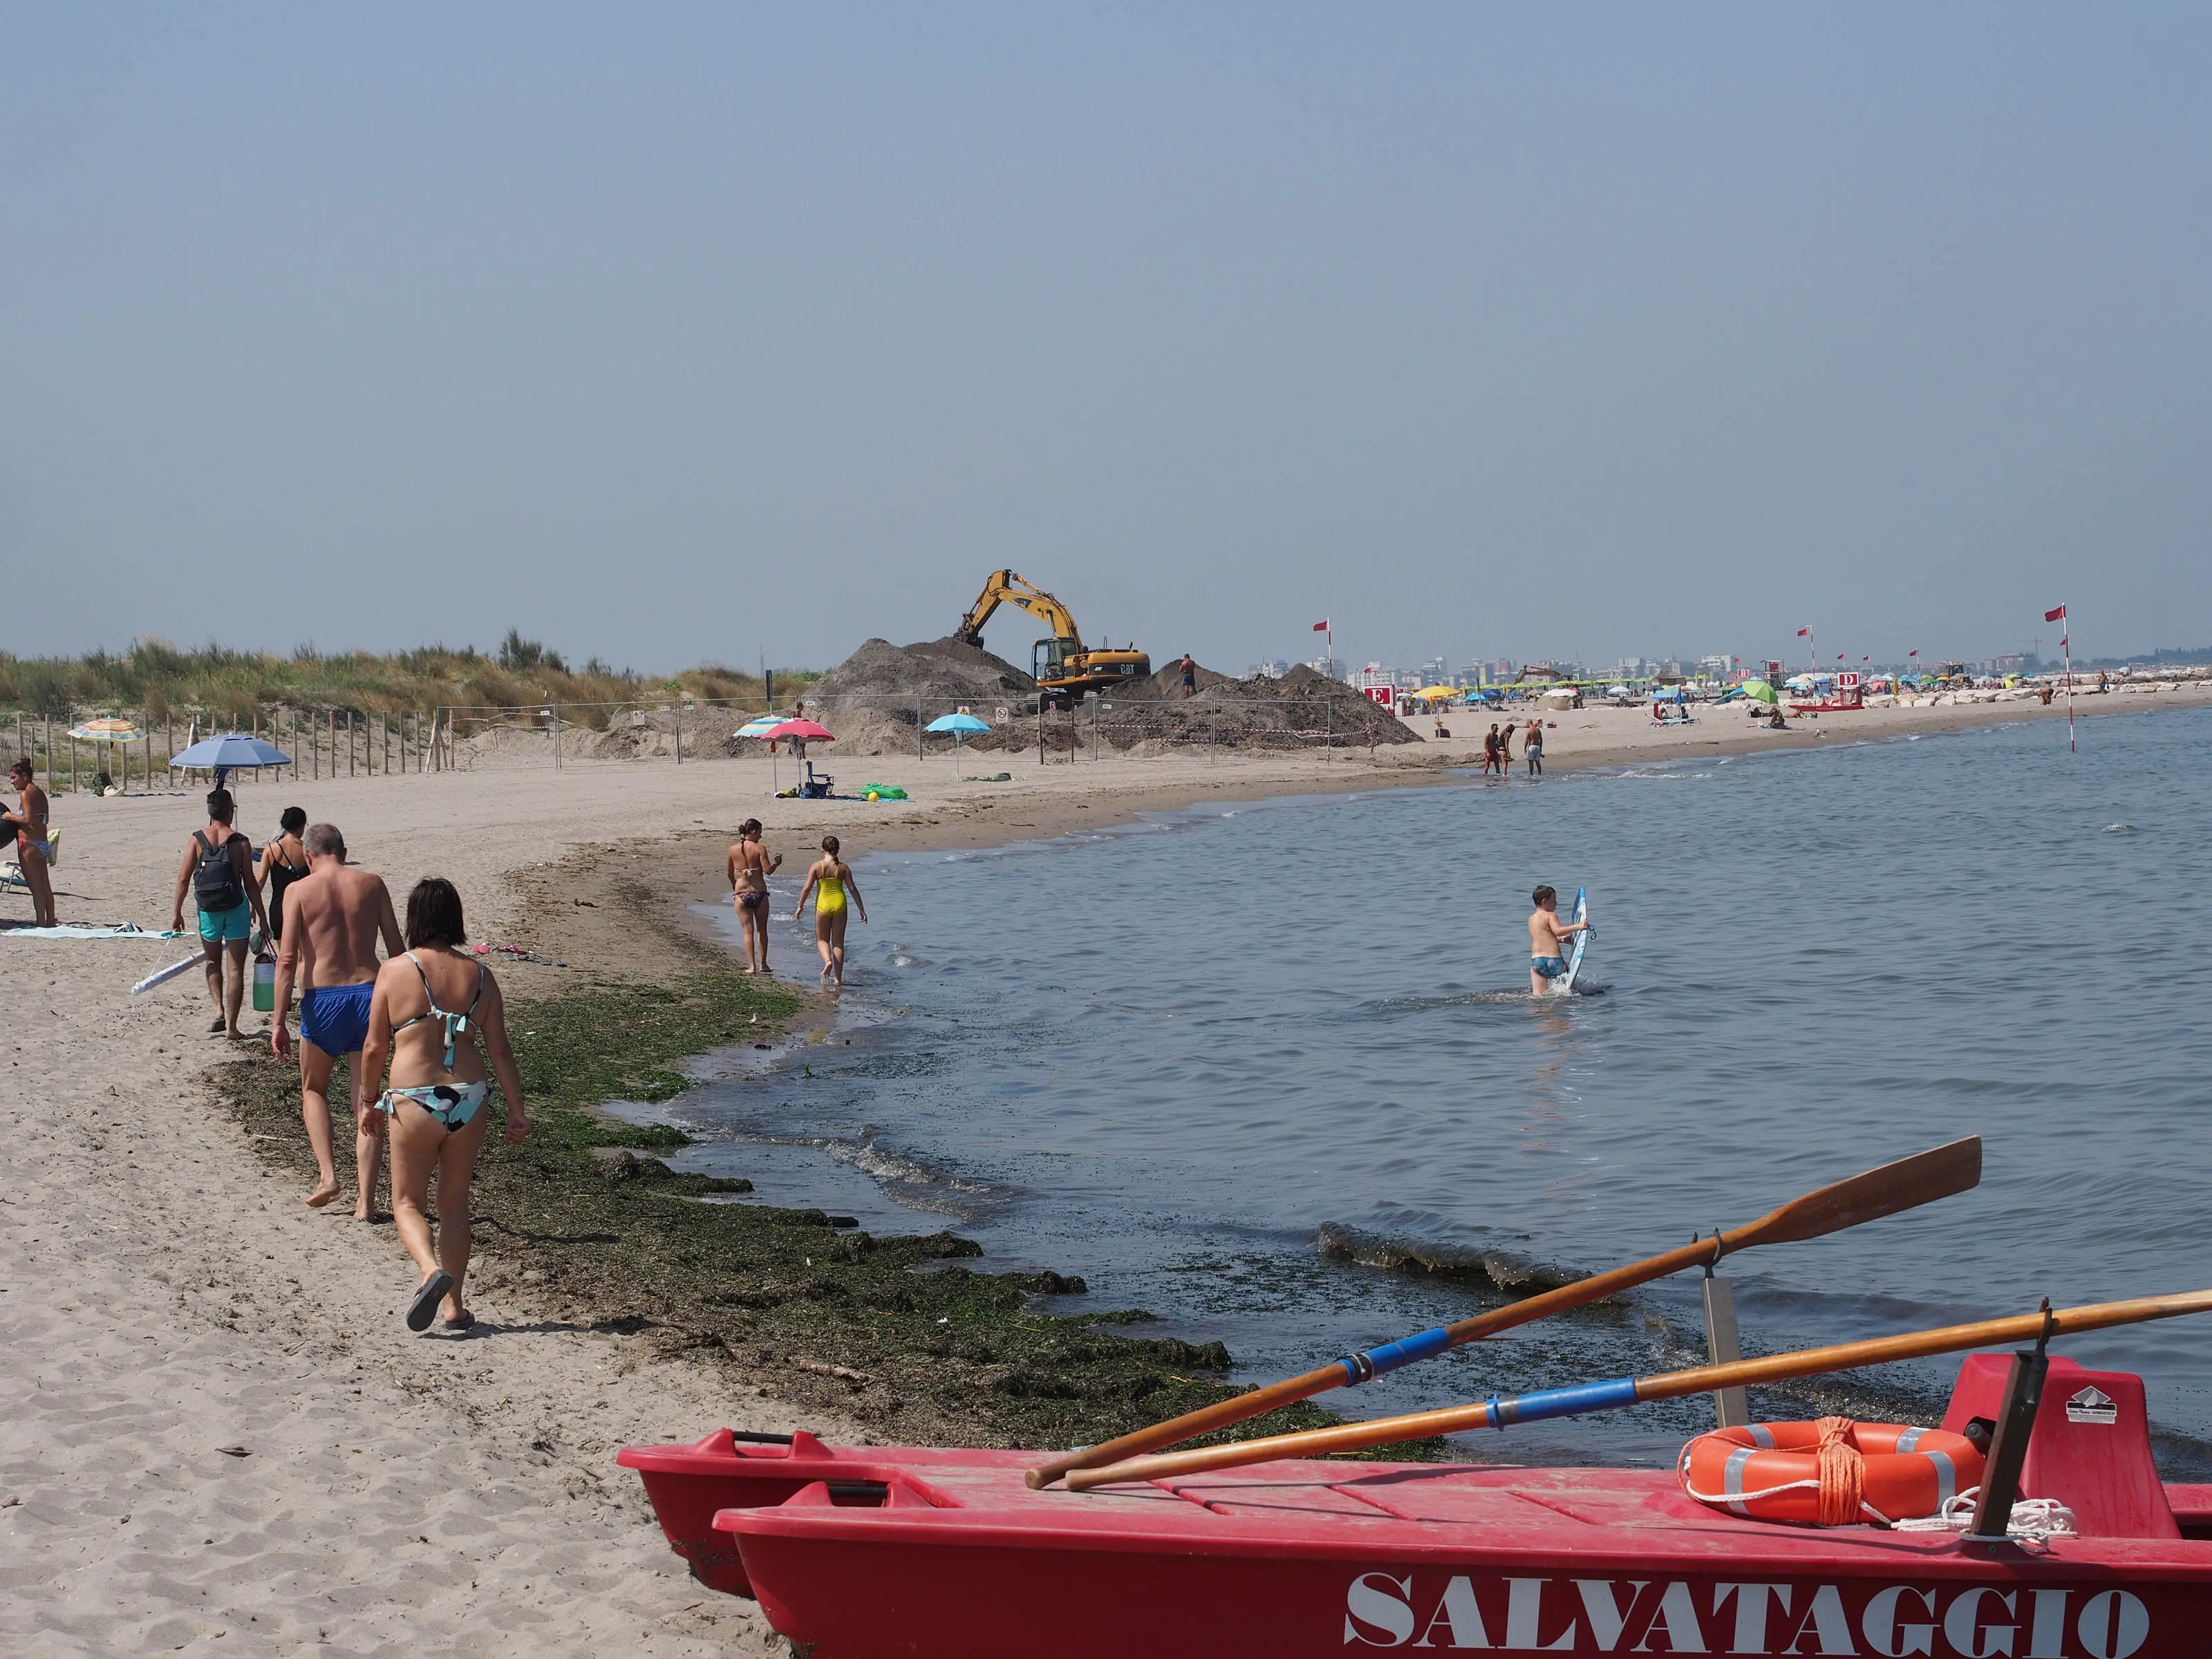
[1734,1136,1980,1249]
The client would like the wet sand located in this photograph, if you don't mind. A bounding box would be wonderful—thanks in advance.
[3,681,2201,1653]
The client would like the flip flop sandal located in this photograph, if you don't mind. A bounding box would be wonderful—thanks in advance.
[443,1309,476,1333]
[406,1270,455,1332]
[209,1018,227,1033]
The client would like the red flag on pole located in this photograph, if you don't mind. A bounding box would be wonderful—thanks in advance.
[1312,620,1329,631]
[1797,628,1810,637]
[2045,606,2068,623]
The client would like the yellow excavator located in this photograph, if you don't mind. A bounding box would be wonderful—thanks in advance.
[955,570,1151,709]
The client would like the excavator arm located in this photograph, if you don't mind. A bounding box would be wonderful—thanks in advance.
[956,570,1086,652]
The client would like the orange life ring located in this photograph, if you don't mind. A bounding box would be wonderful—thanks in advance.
[1678,1416,1985,1526]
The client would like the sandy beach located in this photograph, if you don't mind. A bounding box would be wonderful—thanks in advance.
[4,682,2204,1655]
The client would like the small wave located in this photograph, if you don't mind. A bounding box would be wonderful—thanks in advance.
[1316,1223,1593,1297]
[824,1136,988,1194]
[2104,823,2137,834]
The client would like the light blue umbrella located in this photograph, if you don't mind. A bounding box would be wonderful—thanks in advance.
[925,710,991,774]
[734,715,782,739]
[169,733,290,790]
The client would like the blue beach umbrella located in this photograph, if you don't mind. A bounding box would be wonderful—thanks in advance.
[925,710,991,773]
[169,733,289,768]
[169,732,291,791]
[924,712,991,735]
[734,715,782,739]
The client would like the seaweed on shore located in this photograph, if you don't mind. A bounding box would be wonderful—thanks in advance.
[213,971,1427,1457]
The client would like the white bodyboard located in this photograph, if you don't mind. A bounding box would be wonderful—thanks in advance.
[1558,887,1589,994]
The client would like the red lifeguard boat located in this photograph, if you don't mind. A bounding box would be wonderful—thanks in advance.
[619,1356,2212,1658]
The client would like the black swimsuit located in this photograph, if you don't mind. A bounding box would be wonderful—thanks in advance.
[266,842,308,938]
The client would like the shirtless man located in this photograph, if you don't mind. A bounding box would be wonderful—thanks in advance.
[271,823,403,1216]
[169,788,272,1037]
[726,818,782,975]
[4,759,57,926]
[1527,884,1591,995]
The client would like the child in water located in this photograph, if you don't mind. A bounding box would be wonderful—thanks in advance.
[1527,885,1591,995]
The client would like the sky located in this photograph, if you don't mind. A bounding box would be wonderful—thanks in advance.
[5,5,2209,677]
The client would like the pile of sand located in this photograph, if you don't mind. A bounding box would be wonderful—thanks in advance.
[802,641,1417,757]
[803,637,1038,757]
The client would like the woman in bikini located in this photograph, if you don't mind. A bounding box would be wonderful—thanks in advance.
[359,877,529,1333]
[792,834,866,985]
[726,818,781,975]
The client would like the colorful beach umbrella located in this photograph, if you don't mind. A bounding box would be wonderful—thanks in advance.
[69,718,144,742]
[924,712,991,735]
[734,715,782,739]
[761,719,835,743]
[1741,680,1779,704]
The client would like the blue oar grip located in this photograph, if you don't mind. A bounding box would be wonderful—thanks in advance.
[1483,1376,1641,1428]
[1336,1328,1452,1385]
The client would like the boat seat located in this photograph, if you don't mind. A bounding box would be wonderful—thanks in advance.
[1942,1353,2180,1539]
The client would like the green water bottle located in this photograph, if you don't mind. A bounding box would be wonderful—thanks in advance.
[252,951,276,1014]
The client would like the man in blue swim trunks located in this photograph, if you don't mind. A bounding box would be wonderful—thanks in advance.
[170,787,271,1039]
[1527,884,1591,997]
[271,823,403,1217]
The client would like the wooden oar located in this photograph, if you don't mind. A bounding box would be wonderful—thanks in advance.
[1067,1286,2212,1490]
[1027,1136,1980,1489]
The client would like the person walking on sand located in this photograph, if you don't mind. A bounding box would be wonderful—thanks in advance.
[794,834,866,985]
[787,697,809,765]
[1524,722,1544,776]
[272,823,403,1217]
[359,877,529,1333]
[727,818,782,975]
[4,759,57,926]
[170,788,271,1038]
[257,806,310,946]
[1527,884,1591,996]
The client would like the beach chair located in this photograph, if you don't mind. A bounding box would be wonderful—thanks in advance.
[799,763,834,800]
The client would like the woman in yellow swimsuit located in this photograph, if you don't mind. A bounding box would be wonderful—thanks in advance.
[792,834,867,985]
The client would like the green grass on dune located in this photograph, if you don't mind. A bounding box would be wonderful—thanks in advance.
[1,635,820,728]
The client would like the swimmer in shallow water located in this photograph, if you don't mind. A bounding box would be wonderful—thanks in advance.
[1527,884,1590,995]
[793,834,867,985]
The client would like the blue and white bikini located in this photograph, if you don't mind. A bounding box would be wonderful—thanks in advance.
[377,952,491,1132]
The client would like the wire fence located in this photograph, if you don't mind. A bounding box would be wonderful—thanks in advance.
[4,706,441,794]
[427,691,1420,772]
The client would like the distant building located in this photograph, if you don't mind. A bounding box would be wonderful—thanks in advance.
[1248,659,1290,680]
[1697,655,1732,678]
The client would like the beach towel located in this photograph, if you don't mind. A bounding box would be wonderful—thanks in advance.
[1,922,187,940]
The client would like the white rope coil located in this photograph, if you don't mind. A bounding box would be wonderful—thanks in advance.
[1892,1488,2078,1542]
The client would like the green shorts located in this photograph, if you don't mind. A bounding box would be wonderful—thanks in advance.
[198,901,252,944]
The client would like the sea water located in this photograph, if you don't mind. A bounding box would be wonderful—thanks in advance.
[671,704,2212,1470]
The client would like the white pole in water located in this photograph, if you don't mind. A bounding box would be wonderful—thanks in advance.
[2050,603,2076,754]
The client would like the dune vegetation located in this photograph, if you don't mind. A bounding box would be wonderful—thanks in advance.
[0,632,817,729]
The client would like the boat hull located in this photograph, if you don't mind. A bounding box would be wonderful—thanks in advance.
[619,1431,2212,1658]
